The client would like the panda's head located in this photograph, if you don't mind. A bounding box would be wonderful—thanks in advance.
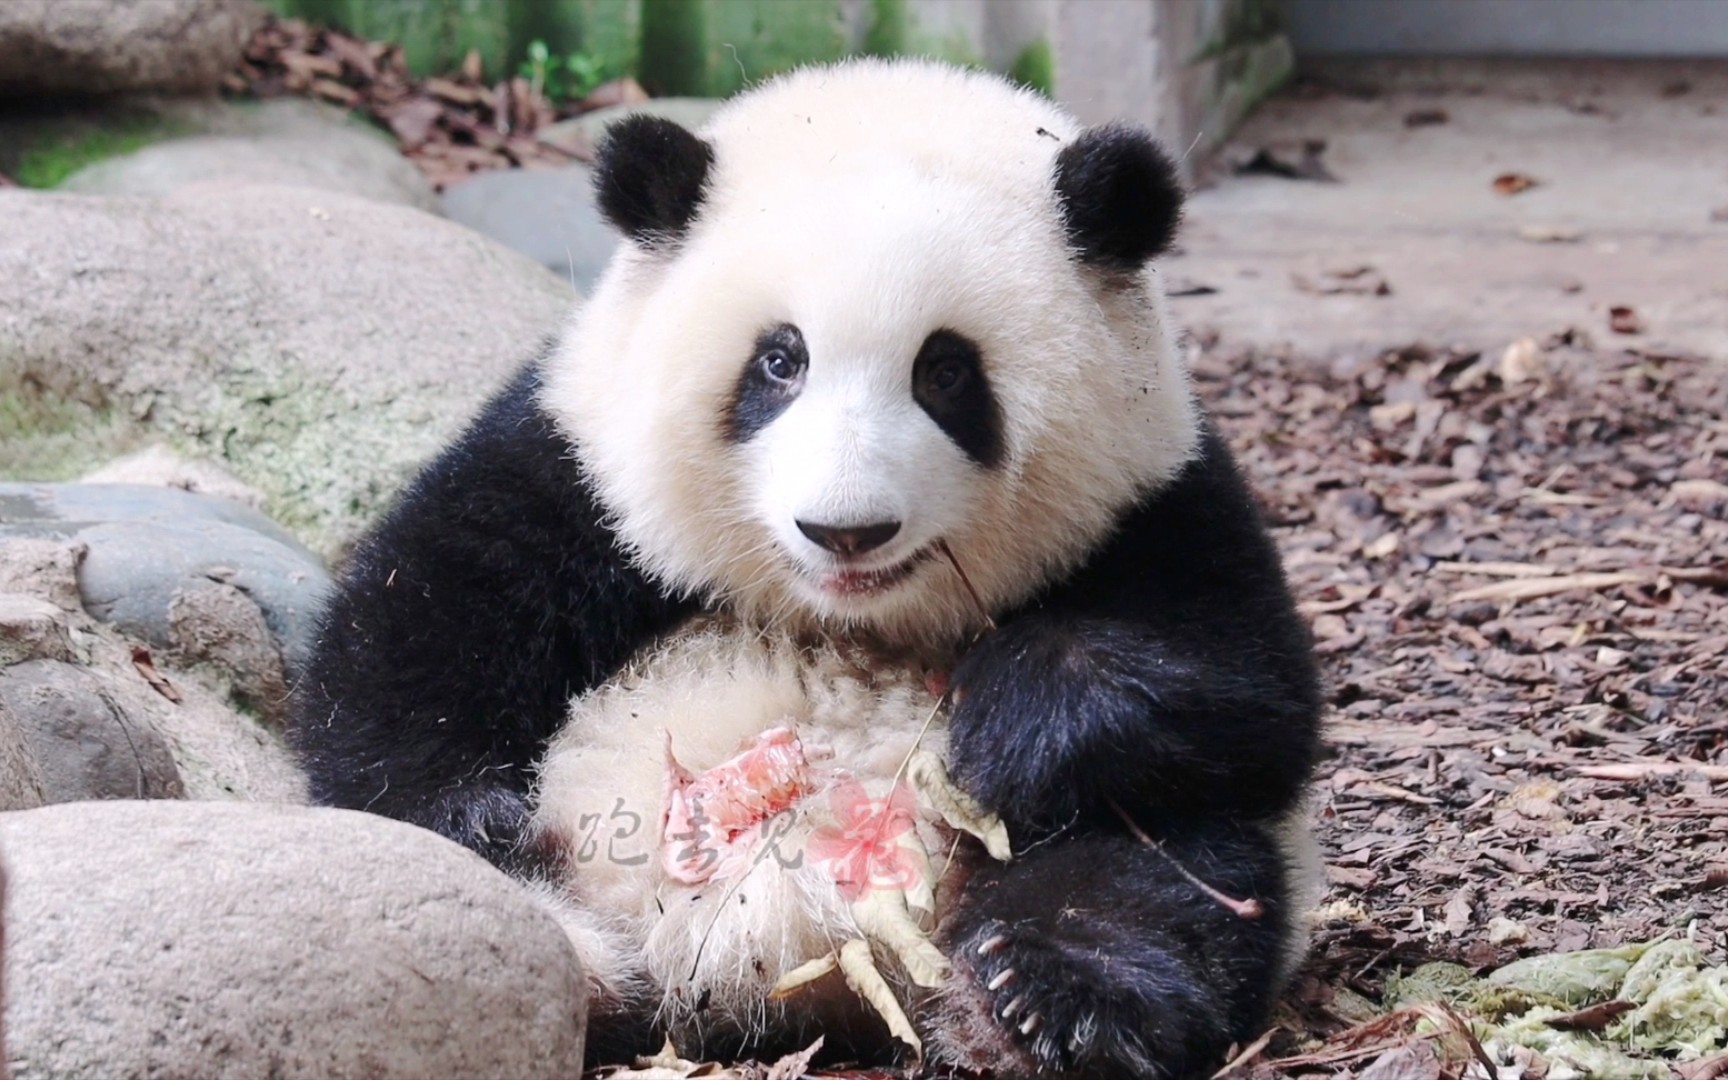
[543,60,1199,646]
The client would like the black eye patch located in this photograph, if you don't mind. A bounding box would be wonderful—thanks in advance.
[914,330,1003,469]
[723,324,808,443]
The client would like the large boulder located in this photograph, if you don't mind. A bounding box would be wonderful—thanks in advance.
[0,184,575,556]
[440,164,617,291]
[59,98,439,212]
[540,97,723,155]
[0,0,258,97]
[0,800,588,1078]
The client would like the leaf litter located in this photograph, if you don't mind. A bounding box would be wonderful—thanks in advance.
[1202,332,1727,1078]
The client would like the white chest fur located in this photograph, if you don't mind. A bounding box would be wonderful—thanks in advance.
[530,616,964,1037]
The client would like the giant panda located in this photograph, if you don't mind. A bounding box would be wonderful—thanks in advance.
[289,59,1323,1079]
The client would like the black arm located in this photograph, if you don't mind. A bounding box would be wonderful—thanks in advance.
[289,359,693,871]
[946,424,1321,842]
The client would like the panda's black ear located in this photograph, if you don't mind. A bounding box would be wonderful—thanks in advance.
[1053,124,1184,271]
[594,115,715,246]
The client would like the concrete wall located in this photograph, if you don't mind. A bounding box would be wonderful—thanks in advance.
[1287,0,1728,58]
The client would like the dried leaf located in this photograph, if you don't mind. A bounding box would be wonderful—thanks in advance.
[1520,224,1581,243]
[1234,139,1339,182]
[1293,265,1392,297]
[1448,571,1645,606]
[1493,172,1540,195]
[838,939,920,1054]
[1358,1041,1442,1080]
[1443,886,1474,936]
[1609,304,1645,334]
[1402,108,1449,128]
[131,646,182,703]
[1546,999,1635,1032]
[764,1038,824,1080]
[769,954,837,1001]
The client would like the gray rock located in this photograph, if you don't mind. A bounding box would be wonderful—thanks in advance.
[441,164,617,291]
[541,97,724,152]
[60,99,438,212]
[0,678,47,811]
[0,483,330,678]
[0,534,305,805]
[82,444,267,510]
[0,185,574,555]
[166,581,289,724]
[1,480,308,550]
[0,0,257,96]
[0,801,588,1079]
[0,535,82,610]
[0,592,73,666]
[0,660,184,801]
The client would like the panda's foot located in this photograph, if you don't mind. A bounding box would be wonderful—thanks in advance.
[936,918,1161,1077]
[925,829,1291,1079]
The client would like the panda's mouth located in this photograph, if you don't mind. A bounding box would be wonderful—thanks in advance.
[815,545,936,598]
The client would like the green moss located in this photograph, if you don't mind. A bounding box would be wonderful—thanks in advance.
[14,119,179,189]
[862,0,907,57]
[1008,39,1055,97]
[0,371,139,481]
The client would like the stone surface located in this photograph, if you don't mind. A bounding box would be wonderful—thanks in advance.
[0,660,184,802]
[0,679,47,811]
[0,185,574,555]
[0,483,330,679]
[0,801,588,1079]
[82,444,267,510]
[440,164,616,291]
[0,0,258,96]
[59,99,438,212]
[0,593,73,666]
[0,533,306,805]
[541,96,724,152]
[1170,59,1728,361]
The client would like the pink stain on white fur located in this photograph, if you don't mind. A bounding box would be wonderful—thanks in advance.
[661,727,826,884]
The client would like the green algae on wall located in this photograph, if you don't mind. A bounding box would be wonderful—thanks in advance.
[263,0,998,97]
[637,0,709,95]
[861,0,907,58]
[0,371,139,482]
[1009,39,1056,97]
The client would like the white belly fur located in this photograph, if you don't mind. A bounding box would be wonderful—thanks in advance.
[530,615,947,1036]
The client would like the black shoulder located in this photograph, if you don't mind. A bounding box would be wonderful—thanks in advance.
[290,354,693,868]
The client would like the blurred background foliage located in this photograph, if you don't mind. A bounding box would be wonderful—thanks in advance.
[259,0,1014,100]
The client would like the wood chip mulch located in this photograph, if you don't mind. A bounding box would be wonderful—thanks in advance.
[226,16,644,190]
[1199,334,1727,1076]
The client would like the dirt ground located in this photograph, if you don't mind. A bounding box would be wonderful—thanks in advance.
[1174,59,1728,363]
[1209,331,1726,1077]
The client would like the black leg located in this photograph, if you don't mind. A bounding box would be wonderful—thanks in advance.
[928,824,1292,1080]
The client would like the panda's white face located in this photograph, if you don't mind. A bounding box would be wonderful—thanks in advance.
[543,61,1200,647]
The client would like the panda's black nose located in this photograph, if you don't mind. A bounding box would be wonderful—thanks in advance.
[796,519,901,557]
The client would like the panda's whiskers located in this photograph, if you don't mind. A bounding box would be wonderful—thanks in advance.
[935,540,995,633]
